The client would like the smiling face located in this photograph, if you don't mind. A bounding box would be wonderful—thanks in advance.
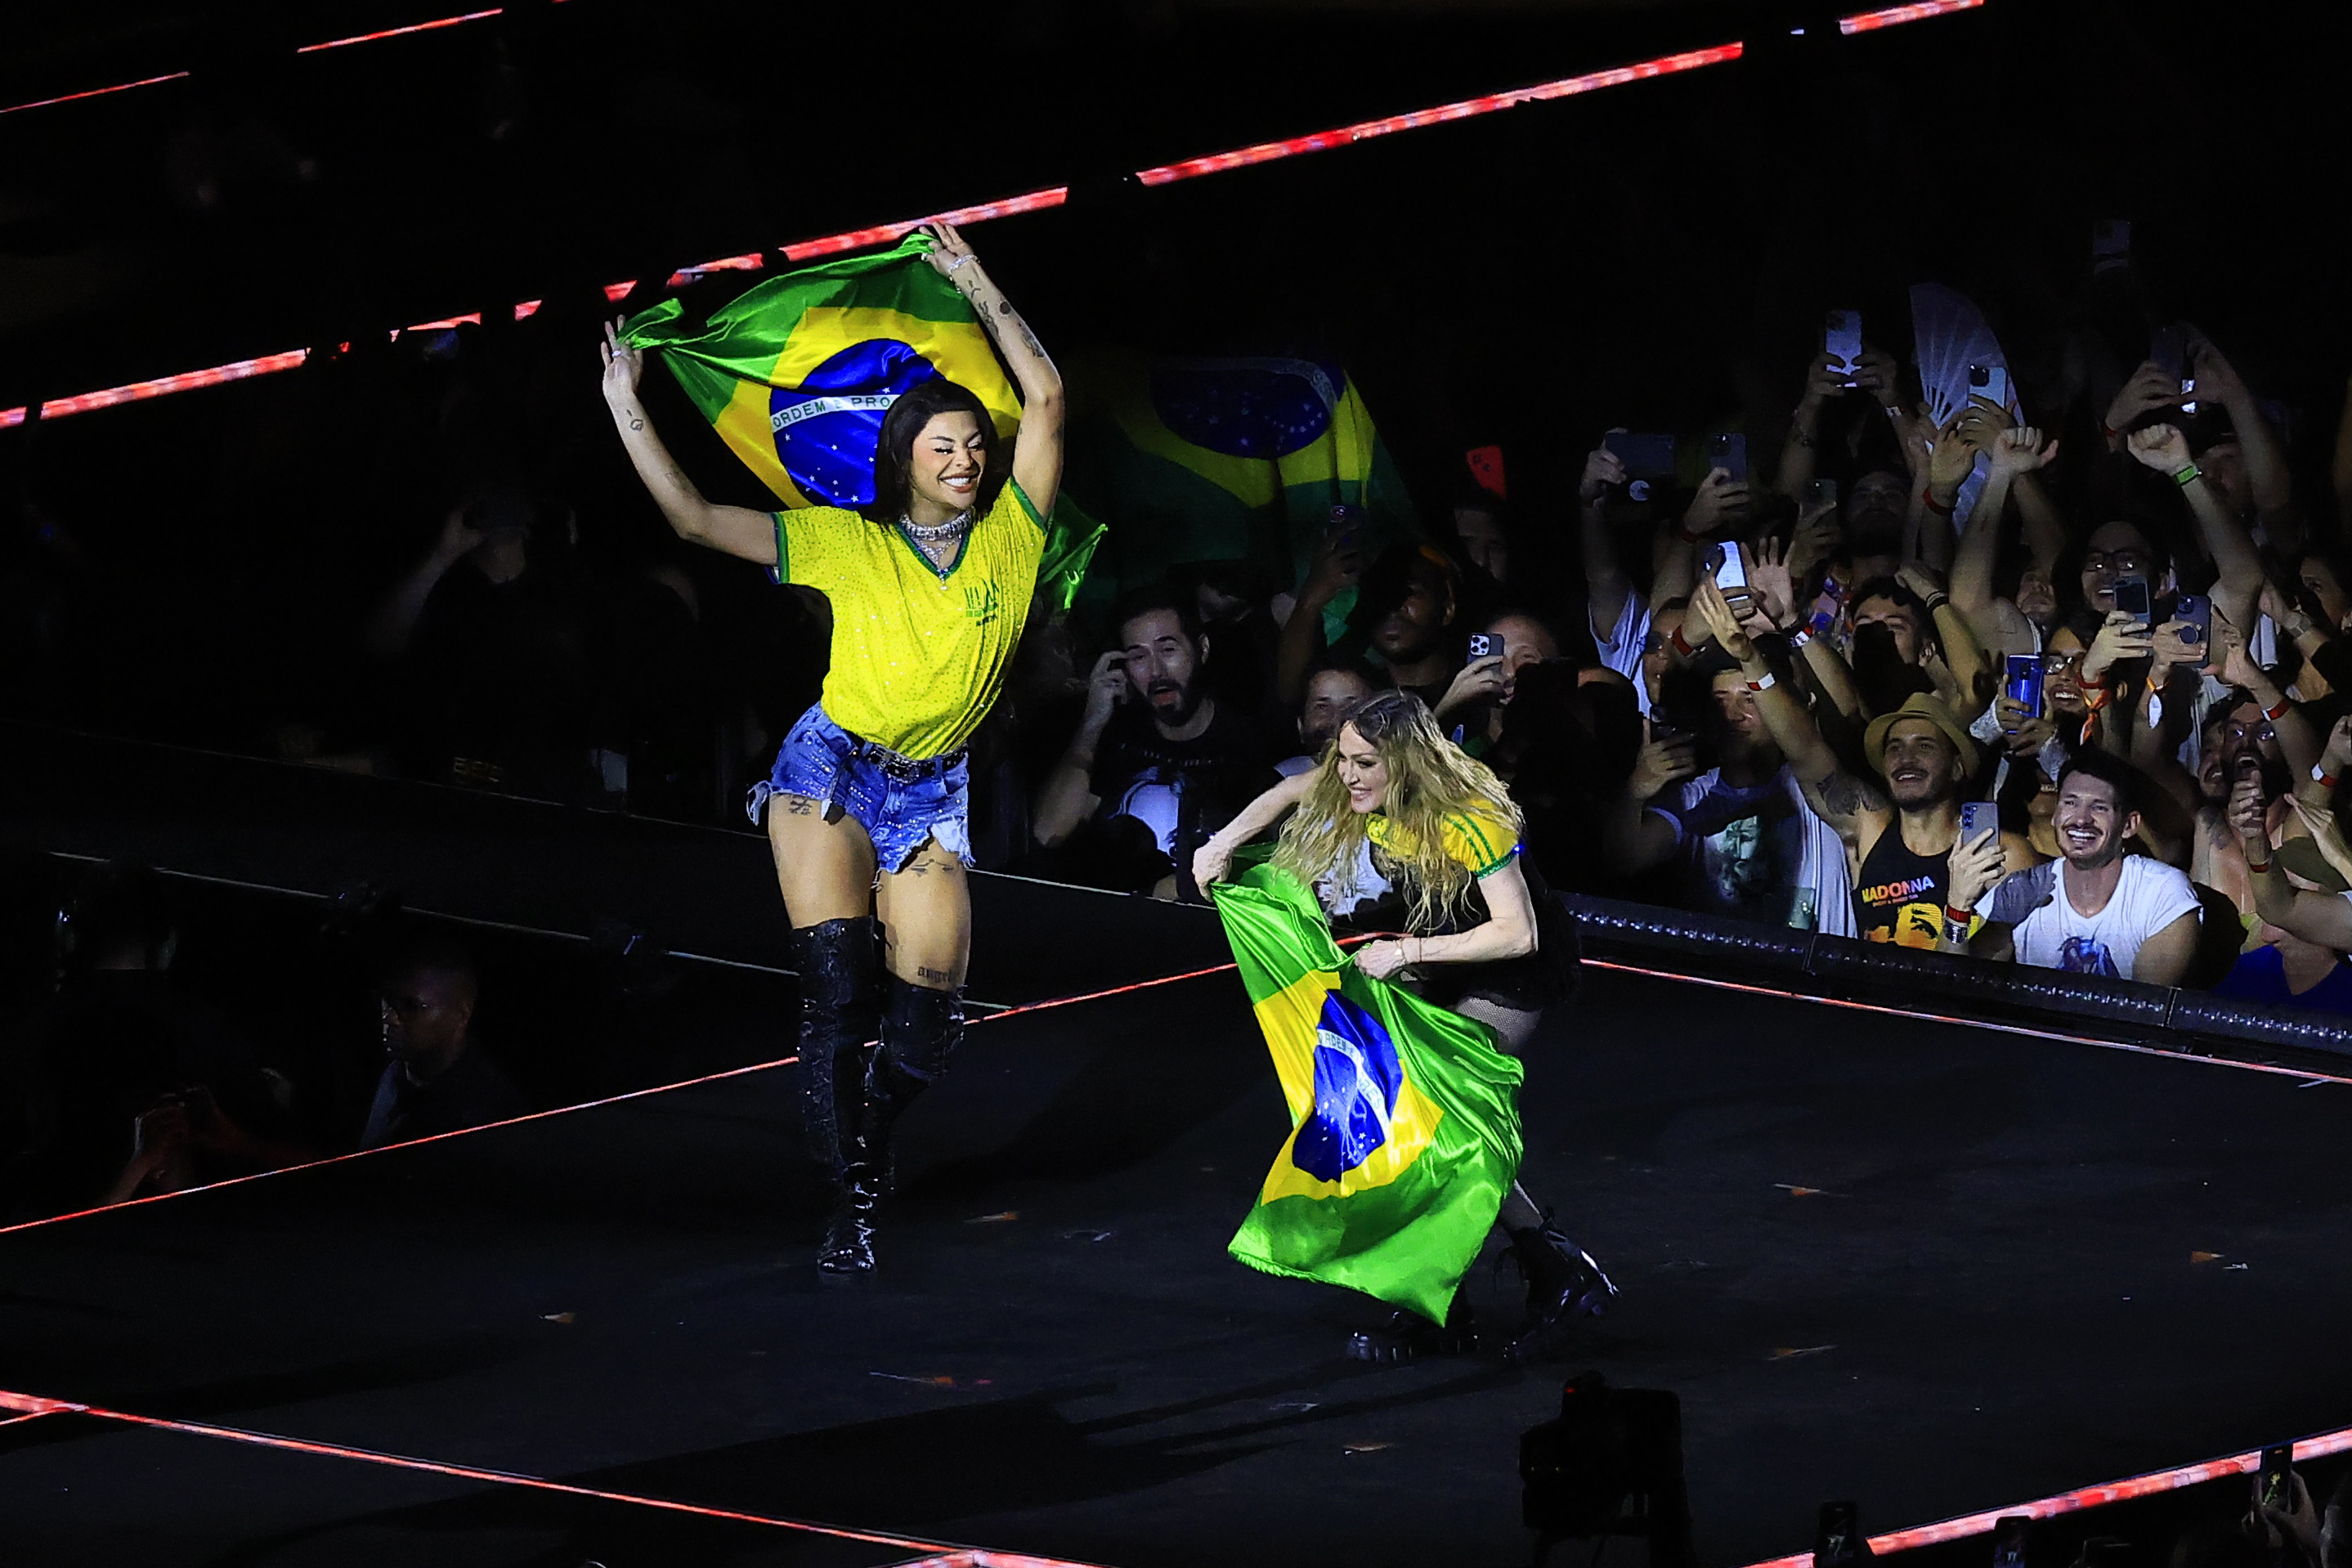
[2043,626,2089,715]
[1335,722,1391,815]
[1878,717,1964,807]
[2053,770,2134,869]
[907,411,986,517]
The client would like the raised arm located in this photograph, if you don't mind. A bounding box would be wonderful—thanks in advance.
[922,222,1063,517]
[601,320,777,565]
[2129,422,2260,630]
[1696,579,1887,852]
[2190,334,2296,544]
[1954,427,2059,647]
[1191,768,1319,887]
[2233,775,2352,951]
[1579,440,1634,639]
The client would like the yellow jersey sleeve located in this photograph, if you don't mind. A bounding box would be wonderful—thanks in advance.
[767,504,867,594]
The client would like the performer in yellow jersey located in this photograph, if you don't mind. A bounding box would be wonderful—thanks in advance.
[599,222,1062,1277]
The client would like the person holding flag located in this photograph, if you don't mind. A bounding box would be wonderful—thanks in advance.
[1193,690,1615,1362]
[598,222,1062,1279]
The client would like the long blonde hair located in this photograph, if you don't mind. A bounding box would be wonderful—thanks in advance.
[1274,689,1522,932]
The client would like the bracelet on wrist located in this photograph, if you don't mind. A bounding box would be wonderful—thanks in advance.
[2173,464,2202,487]
[1790,626,1813,651]
[1747,671,1777,692]
[2246,853,2274,874]
[1921,487,1955,516]
[2266,696,2293,723]
[2316,763,2341,789]
[1670,625,1696,658]
[1945,904,1978,927]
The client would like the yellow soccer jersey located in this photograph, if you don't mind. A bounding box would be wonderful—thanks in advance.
[769,479,1043,759]
[1364,799,1521,879]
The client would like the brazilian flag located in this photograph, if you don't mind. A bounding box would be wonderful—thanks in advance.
[1212,859,1523,1324]
[620,235,1102,608]
[1064,350,1420,631]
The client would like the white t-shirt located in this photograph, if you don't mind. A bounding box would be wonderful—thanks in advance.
[1985,854,2201,979]
[1648,764,1855,937]
[1590,592,1653,718]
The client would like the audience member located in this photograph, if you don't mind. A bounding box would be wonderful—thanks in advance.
[361,939,525,1149]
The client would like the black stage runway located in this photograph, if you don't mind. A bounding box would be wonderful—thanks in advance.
[11,915,2352,1566]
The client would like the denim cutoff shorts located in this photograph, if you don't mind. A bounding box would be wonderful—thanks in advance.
[746,704,971,871]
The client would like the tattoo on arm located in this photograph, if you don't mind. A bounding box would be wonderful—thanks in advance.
[629,419,643,431]
[1817,770,1885,820]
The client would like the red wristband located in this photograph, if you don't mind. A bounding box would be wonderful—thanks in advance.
[2266,697,2292,722]
[1946,906,1976,926]
[1921,487,1954,516]
[1670,625,1696,658]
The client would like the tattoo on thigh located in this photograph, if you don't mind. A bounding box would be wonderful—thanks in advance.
[786,796,814,815]
[916,965,954,984]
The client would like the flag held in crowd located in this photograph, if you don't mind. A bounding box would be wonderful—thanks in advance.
[1211,859,1524,1324]
[619,234,1103,606]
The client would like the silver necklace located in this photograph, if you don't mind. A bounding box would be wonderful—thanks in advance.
[901,508,973,543]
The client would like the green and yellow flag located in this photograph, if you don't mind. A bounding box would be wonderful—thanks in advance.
[1212,860,1524,1324]
[1063,350,1420,629]
[620,235,1102,607]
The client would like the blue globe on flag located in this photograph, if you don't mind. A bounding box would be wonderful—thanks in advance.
[767,339,939,508]
[1291,991,1404,1183]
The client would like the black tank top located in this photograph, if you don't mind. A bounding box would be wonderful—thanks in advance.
[1851,822,1949,950]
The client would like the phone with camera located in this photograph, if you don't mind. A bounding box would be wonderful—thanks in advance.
[2112,575,2152,625]
[1803,477,1839,512]
[2260,1445,2294,1513]
[1967,362,2010,412]
[2004,654,2045,717]
[1710,543,1748,594]
[2148,324,2198,414]
[1991,1516,2032,1568]
[1465,632,1502,661]
[1604,431,1678,478]
[1825,310,1863,384]
[2173,592,2211,651]
[1960,800,1998,846]
[1710,433,1749,482]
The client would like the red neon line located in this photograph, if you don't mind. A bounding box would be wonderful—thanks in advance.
[1739,1425,2352,1568]
[0,71,190,116]
[0,1051,798,1239]
[1579,959,2352,1088]
[1839,0,1983,35]
[0,1391,1037,1559]
[602,280,638,303]
[780,186,1069,263]
[37,350,308,420]
[666,252,766,289]
[405,312,482,332]
[1,407,25,429]
[512,299,543,320]
[297,7,504,52]
[1134,43,1740,187]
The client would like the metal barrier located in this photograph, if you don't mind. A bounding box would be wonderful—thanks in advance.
[1559,893,2352,1064]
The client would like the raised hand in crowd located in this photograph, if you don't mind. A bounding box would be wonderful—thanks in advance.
[1625,715,1700,803]
[1435,653,1508,722]
[2081,609,2153,690]
[1851,343,1902,410]
[1682,466,1750,539]
[2249,1470,2323,1567]
[1941,823,2011,934]
[1786,495,1840,588]
[1745,538,1800,634]
[2103,360,2188,446]
[1274,513,1367,706]
[1994,694,2055,758]
[1579,438,1628,504]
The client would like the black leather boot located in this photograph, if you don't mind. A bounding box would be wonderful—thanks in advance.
[1503,1216,1618,1362]
[861,978,964,1196]
[1346,1295,1477,1364]
[786,917,879,1275]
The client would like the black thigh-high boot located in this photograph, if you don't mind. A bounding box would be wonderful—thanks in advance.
[786,917,880,1276]
[861,977,965,1203]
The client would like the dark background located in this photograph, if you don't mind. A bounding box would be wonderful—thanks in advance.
[4,0,2348,759]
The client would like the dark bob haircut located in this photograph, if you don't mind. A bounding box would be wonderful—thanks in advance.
[859,379,1006,525]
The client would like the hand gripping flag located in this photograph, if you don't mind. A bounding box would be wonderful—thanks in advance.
[619,235,1102,608]
[1211,860,1524,1324]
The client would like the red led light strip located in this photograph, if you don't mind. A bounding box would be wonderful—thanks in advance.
[1133,43,1741,187]
[0,71,189,116]
[0,1390,1099,1564]
[1739,1423,2352,1568]
[781,186,1070,262]
[1581,959,2352,1088]
[34,349,308,420]
[297,7,504,53]
[1839,0,1983,36]
[666,251,766,289]
[1,407,25,429]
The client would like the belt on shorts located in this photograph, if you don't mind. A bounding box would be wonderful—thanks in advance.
[843,730,965,782]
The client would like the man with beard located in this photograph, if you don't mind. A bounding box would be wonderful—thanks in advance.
[1356,544,1463,711]
[2190,691,2313,920]
[1946,748,2200,983]
[1033,585,1279,900]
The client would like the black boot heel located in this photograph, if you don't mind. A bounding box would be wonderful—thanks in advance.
[1346,1299,1476,1364]
[1503,1217,1618,1363]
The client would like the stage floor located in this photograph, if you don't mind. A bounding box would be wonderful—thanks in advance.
[9,952,2352,1566]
